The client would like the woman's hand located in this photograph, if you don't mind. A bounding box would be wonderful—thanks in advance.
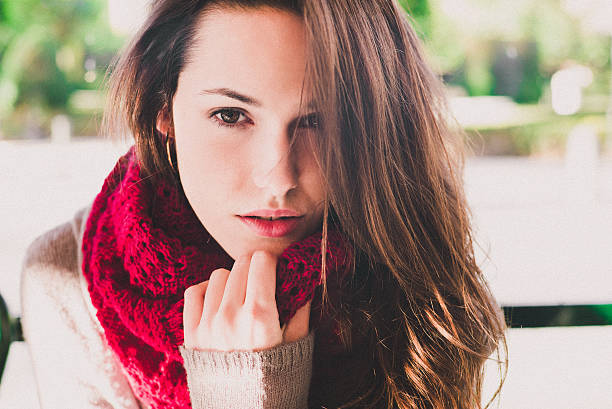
[183,250,311,351]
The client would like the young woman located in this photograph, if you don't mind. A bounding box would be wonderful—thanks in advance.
[21,0,507,408]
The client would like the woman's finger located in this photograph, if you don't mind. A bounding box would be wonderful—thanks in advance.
[219,256,250,310]
[183,281,208,336]
[202,268,230,321]
[244,250,277,308]
[282,300,311,343]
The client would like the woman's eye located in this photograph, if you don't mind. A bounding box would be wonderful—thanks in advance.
[298,113,321,129]
[211,109,248,128]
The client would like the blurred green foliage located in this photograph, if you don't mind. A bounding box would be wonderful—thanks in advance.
[407,0,611,156]
[418,0,611,103]
[0,0,122,137]
[397,0,431,38]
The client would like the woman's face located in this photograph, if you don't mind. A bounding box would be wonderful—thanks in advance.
[166,7,325,260]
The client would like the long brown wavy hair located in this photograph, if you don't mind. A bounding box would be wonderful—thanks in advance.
[104,0,508,408]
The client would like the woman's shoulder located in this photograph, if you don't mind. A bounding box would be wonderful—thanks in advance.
[20,205,143,408]
[21,205,90,281]
[20,205,93,324]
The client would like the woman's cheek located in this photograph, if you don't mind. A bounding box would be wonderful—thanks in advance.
[180,137,251,207]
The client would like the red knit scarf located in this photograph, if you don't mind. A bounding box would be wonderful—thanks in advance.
[81,146,351,409]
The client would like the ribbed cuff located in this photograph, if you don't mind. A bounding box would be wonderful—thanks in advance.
[179,332,314,409]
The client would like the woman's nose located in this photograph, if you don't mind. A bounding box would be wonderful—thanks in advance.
[251,128,298,199]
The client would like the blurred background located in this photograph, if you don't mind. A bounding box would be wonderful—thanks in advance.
[0,0,611,408]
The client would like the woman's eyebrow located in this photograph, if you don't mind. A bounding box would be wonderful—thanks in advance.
[198,87,316,110]
[199,88,262,107]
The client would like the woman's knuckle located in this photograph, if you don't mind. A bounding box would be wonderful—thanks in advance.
[245,301,274,319]
[217,307,235,324]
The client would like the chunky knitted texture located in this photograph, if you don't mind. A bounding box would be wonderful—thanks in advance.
[179,332,314,409]
[81,146,351,409]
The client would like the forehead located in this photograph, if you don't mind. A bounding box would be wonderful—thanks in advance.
[180,7,309,104]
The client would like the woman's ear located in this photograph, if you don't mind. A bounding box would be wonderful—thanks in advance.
[156,107,173,136]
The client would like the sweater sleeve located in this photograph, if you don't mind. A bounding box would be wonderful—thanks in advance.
[179,332,314,409]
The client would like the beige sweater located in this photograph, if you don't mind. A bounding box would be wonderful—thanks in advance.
[20,205,314,409]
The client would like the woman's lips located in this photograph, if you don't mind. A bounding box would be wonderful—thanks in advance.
[238,216,303,238]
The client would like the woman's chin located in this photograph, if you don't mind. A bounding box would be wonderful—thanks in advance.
[222,237,295,261]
